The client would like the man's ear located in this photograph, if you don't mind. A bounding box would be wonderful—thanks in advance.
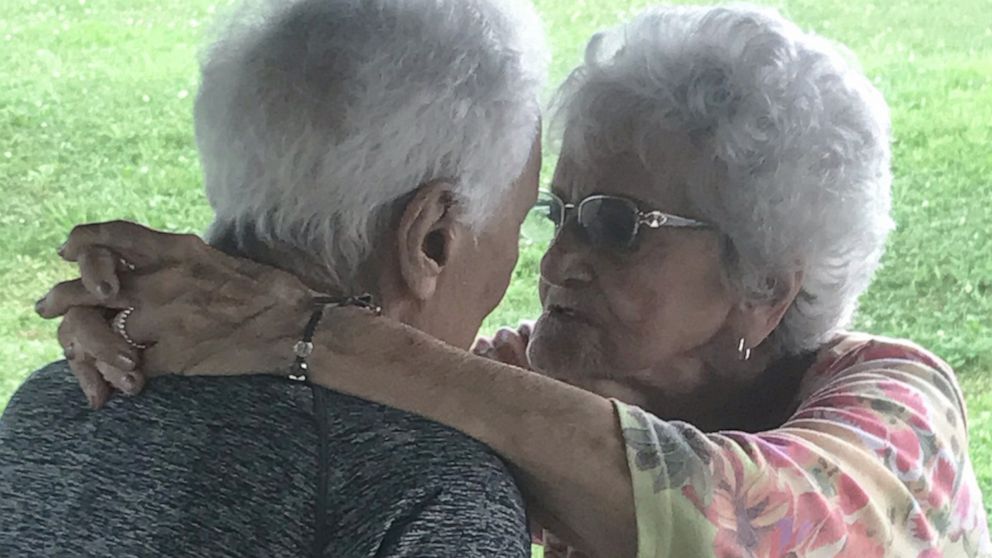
[736,269,804,351]
[395,180,459,301]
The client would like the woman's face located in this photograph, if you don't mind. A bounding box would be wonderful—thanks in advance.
[528,132,740,391]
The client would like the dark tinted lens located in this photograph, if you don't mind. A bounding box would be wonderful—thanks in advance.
[577,196,639,249]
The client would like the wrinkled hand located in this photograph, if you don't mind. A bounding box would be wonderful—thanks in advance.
[35,221,314,408]
[471,321,534,369]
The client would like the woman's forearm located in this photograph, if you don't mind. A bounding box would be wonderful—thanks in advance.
[306,326,637,558]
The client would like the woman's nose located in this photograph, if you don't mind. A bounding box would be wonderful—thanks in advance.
[539,222,594,288]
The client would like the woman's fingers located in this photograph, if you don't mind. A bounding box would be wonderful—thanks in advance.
[471,335,494,358]
[57,307,150,403]
[78,246,122,299]
[491,327,529,368]
[58,322,113,408]
[472,323,534,367]
[543,531,569,558]
[60,220,204,268]
[66,354,112,409]
[36,279,130,319]
[95,360,145,396]
[59,307,139,372]
[517,320,535,345]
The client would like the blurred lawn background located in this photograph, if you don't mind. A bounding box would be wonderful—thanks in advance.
[1,0,989,528]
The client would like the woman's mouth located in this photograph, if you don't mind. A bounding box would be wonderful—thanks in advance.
[545,304,594,325]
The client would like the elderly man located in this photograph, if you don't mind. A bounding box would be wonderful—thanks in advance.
[0,0,546,556]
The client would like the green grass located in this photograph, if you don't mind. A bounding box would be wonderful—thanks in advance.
[1,0,989,530]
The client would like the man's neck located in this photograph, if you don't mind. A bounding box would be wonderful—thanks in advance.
[208,227,363,298]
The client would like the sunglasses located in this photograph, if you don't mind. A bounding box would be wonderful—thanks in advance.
[530,190,712,251]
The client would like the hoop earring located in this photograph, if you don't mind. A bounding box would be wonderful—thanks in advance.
[737,337,752,361]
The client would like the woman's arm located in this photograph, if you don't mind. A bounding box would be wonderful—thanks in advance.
[39,222,637,558]
[305,309,636,557]
[48,223,988,557]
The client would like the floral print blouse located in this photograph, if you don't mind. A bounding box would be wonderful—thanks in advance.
[616,333,991,557]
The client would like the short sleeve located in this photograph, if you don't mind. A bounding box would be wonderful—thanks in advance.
[615,336,992,558]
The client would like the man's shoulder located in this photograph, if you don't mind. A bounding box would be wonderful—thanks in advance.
[1,361,323,449]
[2,360,85,423]
[3,362,508,475]
[4,363,482,450]
[0,363,322,557]
[0,361,322,494]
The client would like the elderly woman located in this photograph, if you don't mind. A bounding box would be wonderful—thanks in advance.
[37,4,991,558]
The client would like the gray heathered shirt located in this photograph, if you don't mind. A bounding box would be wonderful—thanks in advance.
[0,361,530,557]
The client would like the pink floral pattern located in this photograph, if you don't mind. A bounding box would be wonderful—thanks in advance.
[617,333,992,557]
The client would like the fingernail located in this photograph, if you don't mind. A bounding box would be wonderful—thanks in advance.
[58,242,68,257]
[34,297,48,314]
[474,338,492,353]
[123,374,142,395]
[63,343,77,361]
[85,391,98,409]
[116,353,137,370]
[97,281,114,297]
[495,329,513,344]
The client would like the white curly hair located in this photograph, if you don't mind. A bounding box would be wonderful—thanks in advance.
[195,0,548,285]
[553,4,894,354]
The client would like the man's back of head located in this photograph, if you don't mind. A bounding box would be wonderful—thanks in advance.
[197,0,548,289]
[1,0,548,555]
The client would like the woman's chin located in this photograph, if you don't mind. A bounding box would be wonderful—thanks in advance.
[528,313,603,382]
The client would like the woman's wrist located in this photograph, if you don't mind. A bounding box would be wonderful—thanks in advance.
[278,294,386,380]
[219,293,316,376]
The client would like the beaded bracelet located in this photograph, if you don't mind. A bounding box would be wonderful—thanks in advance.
[288,294,381,382]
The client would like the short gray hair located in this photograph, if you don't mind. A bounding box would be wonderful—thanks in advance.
[195,0,547,285]
[554,4,893,354]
